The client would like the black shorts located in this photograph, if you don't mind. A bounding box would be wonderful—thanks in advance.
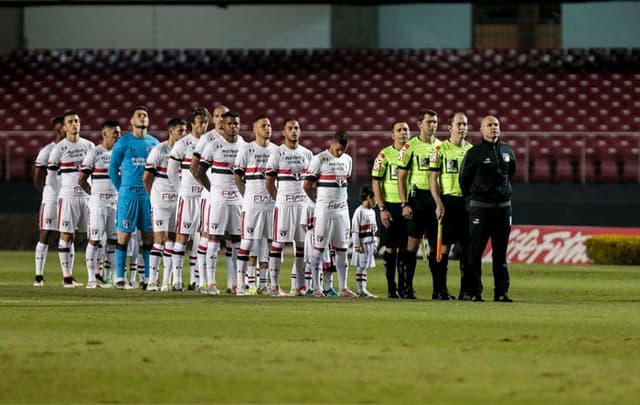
[379,202,407,250]
[407,189,437,242]
[442,195,469,246]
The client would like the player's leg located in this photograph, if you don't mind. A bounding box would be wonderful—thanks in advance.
[114,195,136,289]
[34,199,58,286]
[172,196,198,291]
[85,204,104,288]
[331,214,356,297]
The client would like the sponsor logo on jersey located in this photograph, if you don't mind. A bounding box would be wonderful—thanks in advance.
[502,153,510,162]
[372,153,385,172]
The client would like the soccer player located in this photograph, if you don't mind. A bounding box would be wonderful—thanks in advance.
[47,111,95,287]
[167,107,211,292]
[265,119,314,296]
[429,112,472,300]
[459,115,516,302]
[108,106,159,290]
[143,118,187,291]
[303,130,356,298]
[234,115,278,295]
[190,105,228,291]
[79,120,121,288]
[32,116,65,286]
[371,121,410,298]
[195,111,246,294]
[351,185,378,298]
[397,109,442,299]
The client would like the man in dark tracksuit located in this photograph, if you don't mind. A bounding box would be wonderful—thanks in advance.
[459,115,516,302]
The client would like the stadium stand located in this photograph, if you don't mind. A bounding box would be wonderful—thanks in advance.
[0,48,638,182]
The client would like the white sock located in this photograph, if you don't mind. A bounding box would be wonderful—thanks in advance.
[105,245,115,280]
[172,242,185,286]
[206,240,220,287]
[258,267,268,289]
[336,250,348,291]
[149,243,163,284]
[162,241,174,286]
[236,240,252,290]
[269,242,283,288]
[356,267,367,293]
[227,242,239,289]
[58,239,73,278]
[35,241,48,276]
[85,243,99,283]
[294,248,305,290]
[247,265,257,288]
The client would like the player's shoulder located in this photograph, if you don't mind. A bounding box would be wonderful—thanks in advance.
[79,137,95,147]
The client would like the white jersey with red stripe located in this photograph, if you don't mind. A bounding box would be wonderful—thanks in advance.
[351,205,377,246]
[265,143,313,207]
[200,135,246,204]
[193,129,221,159]
[145,141,178,209]
[80,144,117,206]
[35,141,60,201]
[48,137,95,198]
[307,150,352,214]
[235,141,279,211]
[169,133,204,198]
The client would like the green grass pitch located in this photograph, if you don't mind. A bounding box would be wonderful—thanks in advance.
[1,250,639,403]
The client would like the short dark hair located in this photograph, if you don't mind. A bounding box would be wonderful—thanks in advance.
[417,109,438,122]
[282,118,299,128]
[187,106,211,125]
[131,105,149,116]
[360,185,374,201]
[52,116,64,128]
[391,121,407,131]
[332,130,349,147]
[168,118,187,129]
[222,111,240,120]
[62,110,78,121]
[100,120,120,130]
[253,114,269,125]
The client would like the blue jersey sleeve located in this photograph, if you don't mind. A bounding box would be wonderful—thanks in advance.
[109,135,126,191]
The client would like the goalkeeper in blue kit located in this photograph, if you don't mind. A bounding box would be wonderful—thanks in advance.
[108,106,159,289]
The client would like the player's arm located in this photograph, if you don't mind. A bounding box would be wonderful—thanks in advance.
[108,140,124,191]
[79,171,92,195]
[167,157,181,189]
[429,171,444,222]
[351,211,363,252]
[265,174,277,200]
[142,170,154,194]
[33,166,46,193]
[195,161,211,191]
[190,137,206,179]
[303,178,317,203]
[46,146,61,192]
[234,172,245,196]
[458,151,474,198]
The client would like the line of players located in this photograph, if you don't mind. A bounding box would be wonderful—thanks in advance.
[32,105,378,298]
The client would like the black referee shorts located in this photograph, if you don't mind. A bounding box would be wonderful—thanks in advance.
[379,202,407,250]
[407,189,437,242]
[442,195,469,246]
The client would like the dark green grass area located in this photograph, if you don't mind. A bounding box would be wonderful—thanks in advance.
[1,251,639,403]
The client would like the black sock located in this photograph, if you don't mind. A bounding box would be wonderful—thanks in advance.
[382,250,397,292]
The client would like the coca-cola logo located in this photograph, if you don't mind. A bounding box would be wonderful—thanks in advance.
[481,225,640,265]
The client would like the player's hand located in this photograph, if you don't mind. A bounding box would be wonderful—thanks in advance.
[355,245,364,253]
[380,209,392,228]
[435,205,445,222]
[402,205,413,220]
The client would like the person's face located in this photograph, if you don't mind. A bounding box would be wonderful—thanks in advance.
[63,114,80,138]
[392,122,410,144]
[102,125,121,149]
[449,114,468,143]
[329,139,347,157]
[253,118,272,142]
[130,109,149,129]
[169,124,187,144]
[213,106,229,130]
[191,115,209,136]
[480,116,500,143]
[417,113,438,137]
[282,120,301,144]
[222,116,240,138]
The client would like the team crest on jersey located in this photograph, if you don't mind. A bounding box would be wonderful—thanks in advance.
[502,153,510,162]
[336,176,347,187]
[122,219,130,228]
[183,222,192,229]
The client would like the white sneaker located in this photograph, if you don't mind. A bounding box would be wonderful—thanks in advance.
[312,289,325,298]
[288,288,297,296]
[270,286,288,297]
[86,281,99,289]
[146,282,159,291]
[33,280,44,287]
[171,283,184,292]
[257,286,270,295]
[160,284,170,292]
[340,288,358,298]
[358,289,378,298]
[235,289,249,296]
